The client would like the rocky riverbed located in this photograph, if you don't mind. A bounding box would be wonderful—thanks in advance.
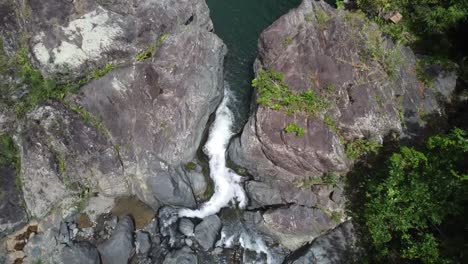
[0,0,457,263]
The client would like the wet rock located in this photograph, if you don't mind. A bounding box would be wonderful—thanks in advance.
[0,166,28,237]
[178,218,195,237]
[258,205,335,251]
[185,170,208,199]
[17,102,126,218]
[163,246,197,264]
[288,222,360,264]
[135,231,151,255]
[159,207,184,247]
[61,242,100,264]
[98,216,135,264]
[194,215,222,251]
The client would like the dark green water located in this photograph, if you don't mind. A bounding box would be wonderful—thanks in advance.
[206,0,301,131]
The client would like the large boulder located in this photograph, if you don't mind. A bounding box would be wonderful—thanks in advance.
[75,25,225,209]
[17,101,126,218]
[194,215,222,251]
[288,221,360,264]
[257,205,335,251]
[98,216,135,264]
[229,0,455,250]
[26,0,213,78]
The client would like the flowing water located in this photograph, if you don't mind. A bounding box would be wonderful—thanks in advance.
[179,1,302,262]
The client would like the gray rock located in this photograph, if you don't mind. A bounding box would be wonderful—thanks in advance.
[98,216,135,264]
[186,170,208,198]
[0,166,27,237]
[229,0,456,250]
[230,0,455,185]
[27,0,213,78]
[245,180,317,209]
[257,205,335,251]
[17,102,126,218]
[76,26,226,209]
[289,222,360,264]
[58,222,70,244]
[178,218,195,237]
[61,242,100,264]
[135,231,151,255]
[194,215,222,251]
[163,247,197,264]
[185,238,193,247]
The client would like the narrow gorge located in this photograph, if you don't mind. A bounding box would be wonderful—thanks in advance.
[0,0,465,264]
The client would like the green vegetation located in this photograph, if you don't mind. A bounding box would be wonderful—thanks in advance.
[304,12,314,22]
[284,123,305,136]
[316,9,331,28]
[0,33,116,117]
[136,34,169,61]
[282,35,293,47]
[345,138,382,160]
[76,188,91,212]
[355,0,468,84]
[184,162,197,171]
[331,211,343,223]
[360,24,403,78]
[252,70,329,115]
[66,103,110,139]
[360,128,467,263]
[296,171,340,188]
[0,135,22,190]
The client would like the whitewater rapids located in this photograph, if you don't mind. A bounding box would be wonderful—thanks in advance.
[179,88,248,219]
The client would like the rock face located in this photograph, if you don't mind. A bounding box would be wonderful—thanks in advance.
[27,0,213,78]
[229,0,455,251]
[76,25,225,209]
[258,205,335,251]
[17,101,126,218]
[288,222,359,264]
[8,0,225,218]
[0,166,27,237]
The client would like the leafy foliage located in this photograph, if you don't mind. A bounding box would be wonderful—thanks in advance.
[252,70,329,115]
[357,0,468,34]
[0,135,19,169]
[362,128,467,263]
[345,138,382,160]
[284,123,305,136]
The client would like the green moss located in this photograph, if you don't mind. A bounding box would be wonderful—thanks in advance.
[284,123,305,136]
[304,12,314,22]
[136,34,169,61]
[76,188,91,212]
[252,70,330,116]
[331,211,343,223]
[316,9,331,29]
[66,103,110,139]
[323,115,339,134]
[184,162,197,171]
[345,138,382,160]
[296,172,340,188]
[282,36,293,47]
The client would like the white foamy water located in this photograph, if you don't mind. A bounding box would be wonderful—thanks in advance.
[179,88,247,219]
